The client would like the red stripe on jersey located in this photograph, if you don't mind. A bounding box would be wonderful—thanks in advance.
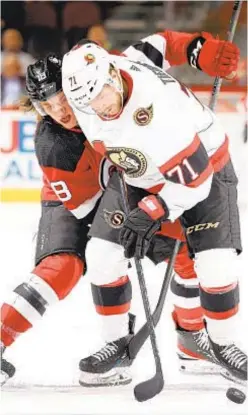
[203,305,239,320]
[210,136,230,172]
[95,302,131,316]
[146,183,164,194]
[159,134,212,188]
[187,162,212,188]
[159,135,200,173]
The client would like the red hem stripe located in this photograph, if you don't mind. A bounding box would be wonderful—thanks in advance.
[187,163,213,188]
[203,305,239,320]
[95,303,131,316]
[210,136,230,172]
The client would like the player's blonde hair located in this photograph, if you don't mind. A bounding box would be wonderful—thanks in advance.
[19,96,42,121]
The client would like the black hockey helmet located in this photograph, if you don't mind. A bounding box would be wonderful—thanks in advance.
[26,54,62,102]
[26,40,98,102]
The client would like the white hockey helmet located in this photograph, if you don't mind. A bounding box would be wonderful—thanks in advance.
[62,42,117,112]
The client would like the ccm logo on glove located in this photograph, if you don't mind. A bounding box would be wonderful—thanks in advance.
[187,32,240,79]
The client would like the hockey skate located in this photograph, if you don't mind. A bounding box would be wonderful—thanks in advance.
[0,346,16,386]
[79,314,135,387]
[176,325,220,375]
[209,339,247,386]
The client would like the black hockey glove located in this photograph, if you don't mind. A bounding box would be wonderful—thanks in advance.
[119,195,169,259]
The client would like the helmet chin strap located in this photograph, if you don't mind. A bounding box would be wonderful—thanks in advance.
[101,68,124,120]
[32,101,46,116]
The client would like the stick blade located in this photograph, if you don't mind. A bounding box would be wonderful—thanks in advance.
[134,373,164,402]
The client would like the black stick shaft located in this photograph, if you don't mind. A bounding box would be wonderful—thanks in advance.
[118,171,164,393]
[209,1,243,111]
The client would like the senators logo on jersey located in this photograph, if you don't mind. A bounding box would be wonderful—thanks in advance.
[133,104,153,126]
[106,147,147,178]
[103,209,126,229]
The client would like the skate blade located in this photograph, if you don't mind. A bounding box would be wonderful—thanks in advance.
[0,375,9,387]
[221,369,247,387]
[178,358,221,375]
[2,381,230,395]
[79,367,132,388]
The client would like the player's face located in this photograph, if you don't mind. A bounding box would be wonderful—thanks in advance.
[41,91,77,129]
[90,71,122,119]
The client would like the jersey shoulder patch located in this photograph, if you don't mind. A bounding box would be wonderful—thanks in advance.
[35,118,86,172]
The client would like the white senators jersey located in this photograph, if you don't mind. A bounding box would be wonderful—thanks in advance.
[73,56,216,222]
[66,32,228,163]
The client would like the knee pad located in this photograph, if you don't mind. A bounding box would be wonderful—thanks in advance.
[0,254,84,347]
[85,238,129,285]
[194,248,238,288]
[32,253,84,300]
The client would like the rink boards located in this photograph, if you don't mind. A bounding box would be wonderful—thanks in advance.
[1,88,247,202]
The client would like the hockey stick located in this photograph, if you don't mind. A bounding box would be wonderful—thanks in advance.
[118,171,164,402]
[128,239,182,360]
[209,1,243,111]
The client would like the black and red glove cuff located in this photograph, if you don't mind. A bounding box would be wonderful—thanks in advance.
[138,195,169,222]
[186,35,207,70]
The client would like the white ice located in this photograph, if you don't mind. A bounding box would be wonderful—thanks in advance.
[1,132,248,414]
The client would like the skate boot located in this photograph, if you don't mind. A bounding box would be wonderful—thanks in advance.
[1,345,16,386]
[79,314,135,387]
[209,340,247,385]
[177,325,220,374]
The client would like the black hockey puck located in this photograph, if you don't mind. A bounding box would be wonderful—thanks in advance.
[226,387,246,404]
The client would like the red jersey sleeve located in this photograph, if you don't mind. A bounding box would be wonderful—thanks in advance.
[124,30,203,70]
[35,119,102,219]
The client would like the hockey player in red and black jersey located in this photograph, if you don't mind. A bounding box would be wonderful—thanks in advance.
[1,31,244,388]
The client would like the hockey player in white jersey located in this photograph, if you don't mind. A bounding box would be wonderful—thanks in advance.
[62,41,247,386]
